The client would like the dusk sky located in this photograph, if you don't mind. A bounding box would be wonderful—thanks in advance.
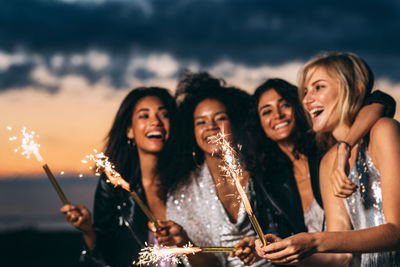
[1,0,400,177]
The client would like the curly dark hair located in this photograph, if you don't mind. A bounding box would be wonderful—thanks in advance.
[104,86,177,186]
[159,71,251,199]
[243,78,316,180]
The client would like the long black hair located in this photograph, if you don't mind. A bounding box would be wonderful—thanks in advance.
[244,78,316,180]
[159,71,251,198]
[104,86,177,185]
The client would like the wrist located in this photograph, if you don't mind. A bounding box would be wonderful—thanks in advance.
[310,232,324,253]
[82,225,95,236]
[337,140,351,158]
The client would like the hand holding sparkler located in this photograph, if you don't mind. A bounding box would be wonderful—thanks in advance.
[60,204,97,250]
[230,236,260,266]
[153,220,190,247]
[60,204,93,233]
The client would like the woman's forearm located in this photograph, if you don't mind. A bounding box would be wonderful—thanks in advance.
[298,253,352,267]
[82,227,97,250]
[344,103,384,147]
[314,223,400,253]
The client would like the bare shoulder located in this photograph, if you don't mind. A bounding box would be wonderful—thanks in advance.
[370,118,400,145]
[369,118,400,161]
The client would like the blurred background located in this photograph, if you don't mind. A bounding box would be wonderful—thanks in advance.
[1,0,399,266]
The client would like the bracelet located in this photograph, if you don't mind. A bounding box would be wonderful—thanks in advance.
[337,140,351,157]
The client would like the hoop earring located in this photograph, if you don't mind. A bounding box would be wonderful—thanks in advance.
[192,150,201,168]
[127,138,136,148]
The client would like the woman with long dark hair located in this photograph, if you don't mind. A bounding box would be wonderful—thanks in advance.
[61,87,177,266]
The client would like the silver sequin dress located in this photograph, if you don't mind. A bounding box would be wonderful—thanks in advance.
[166,164,271,267]
[345,140,400,266]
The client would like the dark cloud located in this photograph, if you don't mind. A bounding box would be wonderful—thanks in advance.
[0,0,399,90]
[0,64,36,90]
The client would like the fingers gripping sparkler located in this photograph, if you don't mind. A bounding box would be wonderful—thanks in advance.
[216,132,267,246]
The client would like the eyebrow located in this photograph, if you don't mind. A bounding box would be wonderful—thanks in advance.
[258,98,284,112]
[135,106,167,113]
[311,79,326,86]
[194,111,227,120]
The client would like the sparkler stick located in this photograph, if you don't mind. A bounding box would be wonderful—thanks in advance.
[216,133,267,246]
[10,127,70,205]
[136,243,236,265]
[86,152,159,229]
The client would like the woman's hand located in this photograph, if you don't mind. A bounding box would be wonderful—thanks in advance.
[331,143,357,198]
[60,204,93,233]
[255,233,281,258]
[230,236,259,266]
[256,233,316,265]
[153,220,190,247]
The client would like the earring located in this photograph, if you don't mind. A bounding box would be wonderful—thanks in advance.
[127,138,136,148]
[192,150,201,168]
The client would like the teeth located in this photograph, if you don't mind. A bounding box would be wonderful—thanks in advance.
[206,136,218,142]
[146,131,162,138]
[274,122,288,130]
[310,107,324,118]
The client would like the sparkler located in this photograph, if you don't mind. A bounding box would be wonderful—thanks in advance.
[136,242,236,265]
[216,132,267,246]
[9,126,70,205]
[85,151,159,229]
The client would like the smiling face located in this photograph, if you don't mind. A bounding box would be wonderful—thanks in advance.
[193,98,232,156]
[258,89,296,143]
[302,66,340,133]
[126,96,170,155]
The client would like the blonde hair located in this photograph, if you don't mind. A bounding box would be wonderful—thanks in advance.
[298,52,374,149]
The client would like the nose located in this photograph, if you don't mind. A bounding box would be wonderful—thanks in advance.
[273,108,284,120]
[151,114,162,126]
[302,90,314,106]
[206,118,219,130]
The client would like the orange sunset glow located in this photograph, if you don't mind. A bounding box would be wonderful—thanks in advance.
[1,59,400,178]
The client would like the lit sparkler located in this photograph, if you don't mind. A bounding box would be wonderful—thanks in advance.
[85,151,159,229]
[9,126,70,205]
[136,242,235,265]
[216,132,267,246]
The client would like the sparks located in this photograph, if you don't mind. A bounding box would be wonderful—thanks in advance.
[10,126,44,164]
[84,151,158,227]
[215,132,267,245]
[84,151,131,191]
[137,242,199,265]
[7,126,70,205]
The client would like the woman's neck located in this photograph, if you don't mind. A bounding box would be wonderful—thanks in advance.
[277,139,296,161]
[138,152,159,187]
[205,154,223,180]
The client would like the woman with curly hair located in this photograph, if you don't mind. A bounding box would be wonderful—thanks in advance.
[156,71,276,267]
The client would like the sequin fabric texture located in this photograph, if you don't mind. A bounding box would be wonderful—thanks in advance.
[166,164,271,267]
[345,141,400,266]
